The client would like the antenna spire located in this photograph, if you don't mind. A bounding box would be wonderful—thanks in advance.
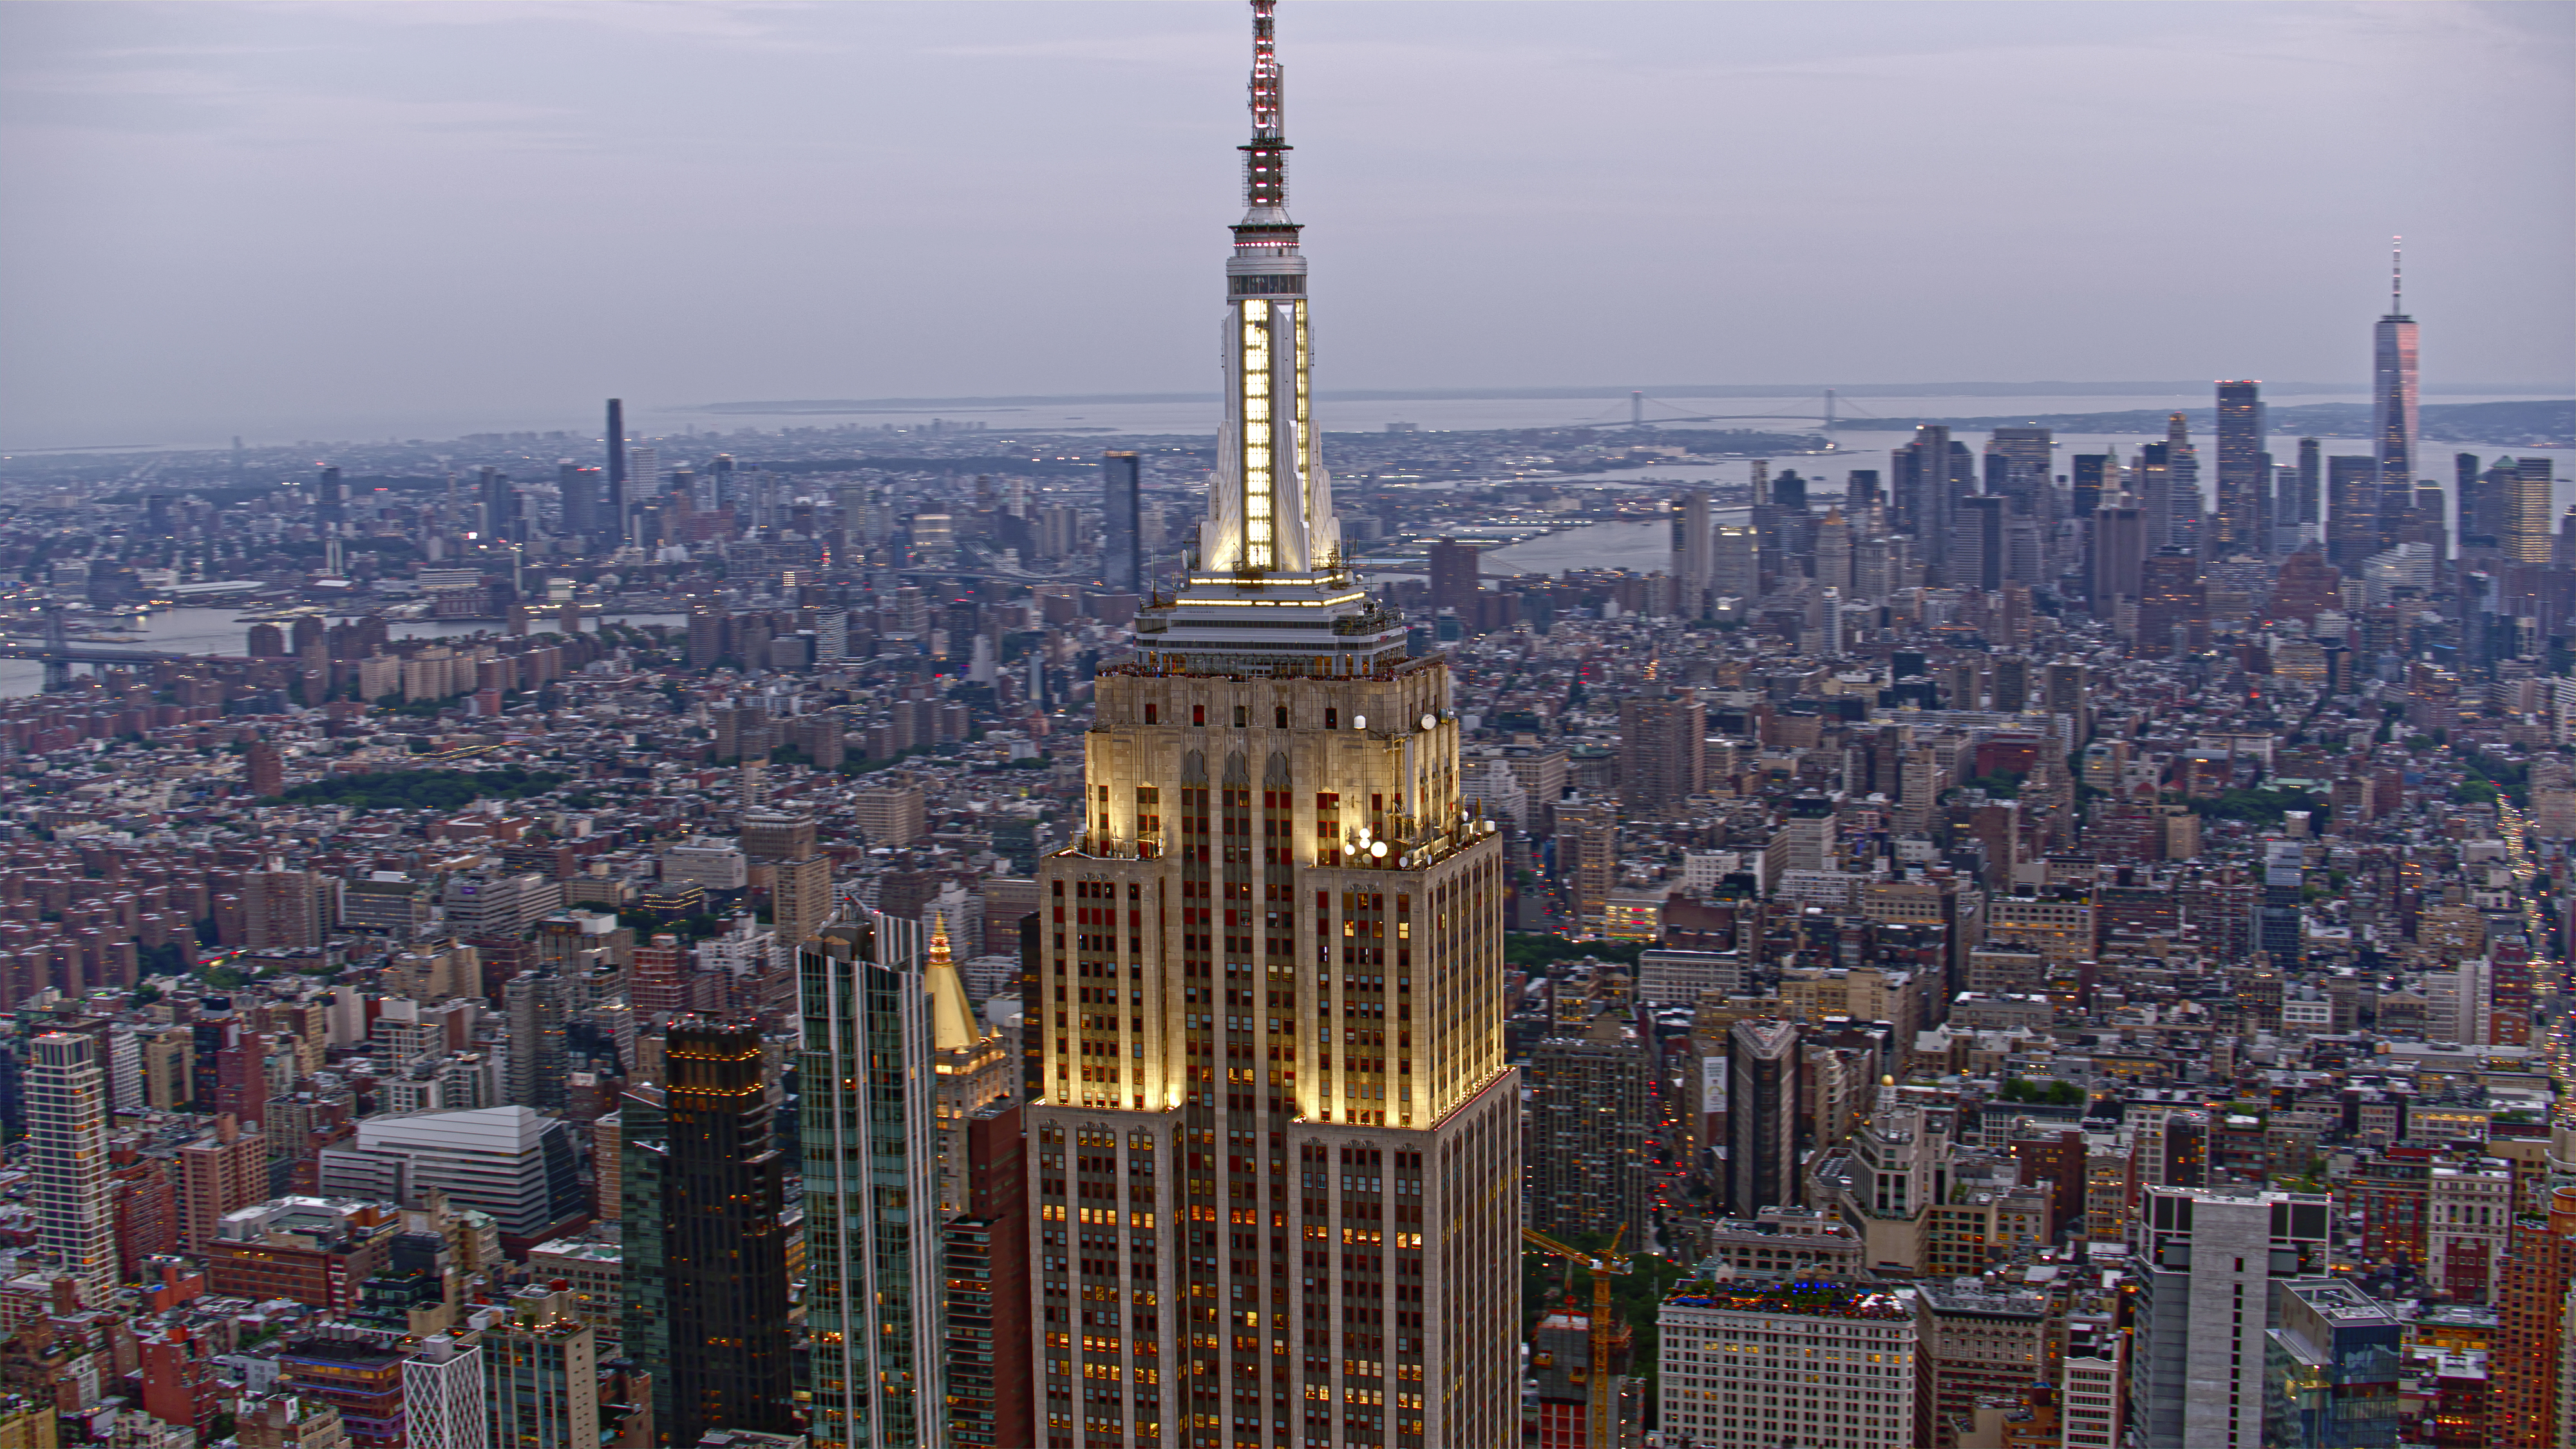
[2391,235,2403,314]
[1240,0,1289,216]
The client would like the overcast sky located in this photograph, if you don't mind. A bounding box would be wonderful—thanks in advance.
[2,1,2570,449]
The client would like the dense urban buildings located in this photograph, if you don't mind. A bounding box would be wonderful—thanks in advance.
[0,5,2568,1449]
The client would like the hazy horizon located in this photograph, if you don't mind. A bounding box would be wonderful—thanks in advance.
[5,1,2570,450]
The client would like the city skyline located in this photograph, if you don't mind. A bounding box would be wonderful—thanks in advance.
[3,1,2570,446]
[3,3,2576,1449]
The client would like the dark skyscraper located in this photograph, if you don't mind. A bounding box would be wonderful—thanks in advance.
[1428,536,1482,619]
[2213,381,2268,555]
[2070,453,2110,518]
[604,398,627,515]
[558,463,603,543]
[478,466,520,541]
[1618,688,1707,815]
[1101,450,1143,594]
[1726,1018,1800,1217]
[1893,425,1975,581]
[2456,452,2494,549]
[621,1019,795,1449]
[2373,243,2420,507]
[1953,493,2006,592]
[2090,504,2145,620]
[1526,1016,1651,1248]
[315,466,346,533]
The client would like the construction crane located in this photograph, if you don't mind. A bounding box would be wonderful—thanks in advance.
[1521,1224,1629,1449]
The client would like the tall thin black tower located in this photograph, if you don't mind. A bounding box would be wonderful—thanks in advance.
[1101,450,1142,594]
[605,398,627,515]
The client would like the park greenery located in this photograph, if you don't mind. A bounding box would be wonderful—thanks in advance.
[270,766,567,811]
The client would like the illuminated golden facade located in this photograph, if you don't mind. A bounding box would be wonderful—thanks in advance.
[1023,6,1518,1446]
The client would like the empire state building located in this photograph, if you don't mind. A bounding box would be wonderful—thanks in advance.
[1026,4,1520,1446]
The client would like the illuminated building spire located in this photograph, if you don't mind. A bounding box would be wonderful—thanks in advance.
[922,909,976,1054]
[1242,0,1287,215]
[1135,0,1403,675]
[1196,0,1339,583]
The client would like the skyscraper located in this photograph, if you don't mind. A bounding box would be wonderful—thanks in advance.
[2127,1186,2333,1449]
[2214,381,2268,556]
[1725,1018,1800,1217]
[942,1103,1034,1449]
[2454,451,2491,547]
[1526,1015,1651,1249]
[2326,455,2383,569]
[2372,244,2420,517]
[1103,451,1144,594]
[2503,457,2556,565]
[1028,5,1520,1443]
[2090,505,2145,620]
[482,1285,597,1449]
[1617,689,1705,817]
[402,1336,489,1449]
[1671,491,1713,617]
[2493,1184,2576,1448]
[620,1021,795,1448]
[2139,547,2208,656]
[926,913,1014,1220]
[316,465,348,533]
[2069,452,2110,518]
[799,914,940,1449]
[2260,1278,2401,1449]
[558,464,603,545]
[1952,493,2005,592]
[603,399,626,516]
[2293,436,2324,533]
[28,1032,115,1305]
[1893,426,1974,580]
[2139,412,2202,554]
[1426,537,1481,621]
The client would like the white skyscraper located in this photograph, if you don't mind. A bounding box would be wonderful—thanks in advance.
[28,1032,115,1306]
[402,1336,489,1449]
[2128,1186,2334,1449]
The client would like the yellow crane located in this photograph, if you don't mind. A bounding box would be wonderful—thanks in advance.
[1521,1224,1629,1449]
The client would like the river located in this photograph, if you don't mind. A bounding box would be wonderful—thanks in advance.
[0,609,685,699]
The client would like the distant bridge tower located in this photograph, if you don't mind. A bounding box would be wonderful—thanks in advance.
[40,607,71,692]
